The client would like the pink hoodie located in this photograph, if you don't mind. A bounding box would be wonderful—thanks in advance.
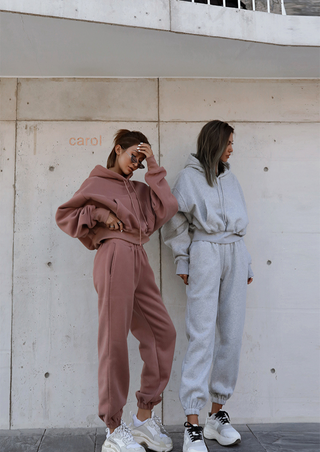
[56,156,178,250]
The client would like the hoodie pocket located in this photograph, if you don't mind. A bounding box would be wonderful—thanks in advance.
[242,241,254,279]
[244,245,252,266]
[109,242,116,277]
[93,240,117,292]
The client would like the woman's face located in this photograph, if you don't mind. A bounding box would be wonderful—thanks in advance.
[114,145,145,176]
[220,133,234,163]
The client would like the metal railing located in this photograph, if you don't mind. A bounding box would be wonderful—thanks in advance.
[181,0,287,15]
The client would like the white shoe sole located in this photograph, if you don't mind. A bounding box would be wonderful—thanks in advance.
[132,431,173,452]
[203,426,241,446]
[102,439,145,452]
[182,440,208,452]
[102,441,121,452]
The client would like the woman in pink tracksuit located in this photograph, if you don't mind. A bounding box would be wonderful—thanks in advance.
[56,129,178,452]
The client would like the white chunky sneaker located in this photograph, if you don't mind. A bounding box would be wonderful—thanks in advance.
[183,422,207,452]
[102,420,145,452]
[203,411,241,446]
[131,411,173,452]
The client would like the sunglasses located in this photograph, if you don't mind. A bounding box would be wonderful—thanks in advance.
[125,150,145,169]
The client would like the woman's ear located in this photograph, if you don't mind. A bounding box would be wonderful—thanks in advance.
[115,144,122,155]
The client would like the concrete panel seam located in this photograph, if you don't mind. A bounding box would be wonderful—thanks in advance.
[9,78,18,429]
[247,425,268,452]
[93,428,98,452]
[36,429,46,452]
[13,119,161,123]
[11,120,320,124]
[158,120,320,124]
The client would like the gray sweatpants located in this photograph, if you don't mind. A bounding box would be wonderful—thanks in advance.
[180,239,249,416]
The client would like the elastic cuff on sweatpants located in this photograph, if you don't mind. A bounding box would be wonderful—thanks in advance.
[184,407,200,416]
[211,393,228,405]
[100,410,122,429]
[137,397,162,410]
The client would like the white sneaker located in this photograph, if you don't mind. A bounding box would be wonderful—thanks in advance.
[203,411,241,446]
[183,422,207,452]
[131,411,173,452]
[102,420,145,452]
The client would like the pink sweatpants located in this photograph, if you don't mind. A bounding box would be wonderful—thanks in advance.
[93,239,176,429]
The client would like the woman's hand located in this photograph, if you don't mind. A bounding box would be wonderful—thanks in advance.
[178,274,189,285]
[137,142,153,159]
[248,277,253,284]
[106,212,124,232]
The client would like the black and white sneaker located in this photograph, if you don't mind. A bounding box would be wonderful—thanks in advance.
[203,411,241,446]
[183,422,207,452]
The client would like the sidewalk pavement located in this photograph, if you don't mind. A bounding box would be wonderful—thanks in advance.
[0,423,319,452]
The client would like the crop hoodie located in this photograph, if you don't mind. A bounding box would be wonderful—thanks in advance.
[56,155,178,250]
[162,154,253,278]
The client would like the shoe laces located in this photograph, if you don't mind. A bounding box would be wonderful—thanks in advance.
[214,411,230,425]
[184,422,203,442]
[113,420,136,445]
[151,412,169,436]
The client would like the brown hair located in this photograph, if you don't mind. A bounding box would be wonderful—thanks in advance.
[196,120,234,187]
[107,129,150,168]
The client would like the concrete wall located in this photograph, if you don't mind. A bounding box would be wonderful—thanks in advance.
[0,77,319,429]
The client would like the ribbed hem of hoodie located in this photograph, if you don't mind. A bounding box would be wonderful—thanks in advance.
[176,259,189,275]
[91,230,150,248]
[193,230,244,244]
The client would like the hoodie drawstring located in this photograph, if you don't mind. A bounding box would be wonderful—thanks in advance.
[124,180,144,246]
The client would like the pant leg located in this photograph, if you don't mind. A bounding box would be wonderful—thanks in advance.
[130,246,176,409]
[179,241,222,416]
[93,239,135,429]
[209,240,248,405]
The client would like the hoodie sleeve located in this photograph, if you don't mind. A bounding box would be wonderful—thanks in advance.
[236,177,254,279]
[162,187,192,275]
[55,186,110,249]
[246,247,254,279]
[56,191,98,237]
[144,155,178,231]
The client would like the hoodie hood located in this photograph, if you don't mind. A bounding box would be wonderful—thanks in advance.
[184,154,204,172]
[89,164,133,181]
[185,154,230,178]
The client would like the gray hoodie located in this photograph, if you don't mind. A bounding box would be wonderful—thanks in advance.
[162,154,253,277]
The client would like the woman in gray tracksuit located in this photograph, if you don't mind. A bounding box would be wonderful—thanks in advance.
[162,120,253,450]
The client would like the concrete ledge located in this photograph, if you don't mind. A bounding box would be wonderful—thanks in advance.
[0,0,319,47]
[171,1,320,47]
[0,0,171,30]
